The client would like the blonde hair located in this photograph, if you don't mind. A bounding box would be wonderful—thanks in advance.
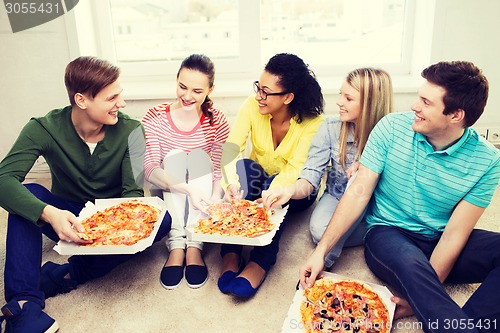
[338,68,393,170]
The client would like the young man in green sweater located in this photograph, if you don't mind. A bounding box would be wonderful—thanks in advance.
[0,56,171,333]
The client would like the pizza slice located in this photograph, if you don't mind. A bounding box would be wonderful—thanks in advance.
[203,201,234,220]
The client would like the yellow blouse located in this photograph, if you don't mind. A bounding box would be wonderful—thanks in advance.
[221,96,324,190]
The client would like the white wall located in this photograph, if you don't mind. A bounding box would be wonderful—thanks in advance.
[430,0,500,131]
[0,10,70,158]
[1,0,499,160]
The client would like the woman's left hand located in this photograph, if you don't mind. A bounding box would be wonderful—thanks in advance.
[224,184,244,202]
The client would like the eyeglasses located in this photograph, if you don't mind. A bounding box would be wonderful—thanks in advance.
[253,81,289,100]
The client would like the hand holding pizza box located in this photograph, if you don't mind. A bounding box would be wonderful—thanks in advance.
[185,199,288,246]
[53,197,167,255]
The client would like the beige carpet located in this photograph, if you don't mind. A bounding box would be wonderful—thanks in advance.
[0,184,498,333]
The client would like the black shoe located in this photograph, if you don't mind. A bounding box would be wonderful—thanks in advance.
[185,264,208,289]
[40,261,77,299]
[160,265,184,290]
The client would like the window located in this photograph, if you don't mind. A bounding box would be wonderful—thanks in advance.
[67,0,422,97]
[259,0,413,72]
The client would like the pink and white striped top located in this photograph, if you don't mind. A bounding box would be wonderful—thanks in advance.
[142,103,230,182]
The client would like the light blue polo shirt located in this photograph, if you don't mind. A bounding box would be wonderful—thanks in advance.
[360,111,500,236]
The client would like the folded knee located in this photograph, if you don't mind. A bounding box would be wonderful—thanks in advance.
[309,223,324,244]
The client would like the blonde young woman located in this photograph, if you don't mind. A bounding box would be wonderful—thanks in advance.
[263,68,393,267]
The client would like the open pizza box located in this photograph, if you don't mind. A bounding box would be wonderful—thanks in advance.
[281,271,396,333]
[53,196,167,255]
[185,205,288,246]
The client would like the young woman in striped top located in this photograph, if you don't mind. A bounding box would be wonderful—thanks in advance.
[143,54,230,290]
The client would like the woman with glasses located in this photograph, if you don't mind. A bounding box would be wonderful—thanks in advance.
[218,53,325,298]
[262,68,393,268]
[142,54,230,290]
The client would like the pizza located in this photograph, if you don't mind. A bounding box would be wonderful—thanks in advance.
[194,199,273,237]
[76,200,161,246]
[203,201,236,221]
[300,278,390,333]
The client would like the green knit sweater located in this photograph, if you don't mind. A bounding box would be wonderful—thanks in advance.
[0,106,145,225]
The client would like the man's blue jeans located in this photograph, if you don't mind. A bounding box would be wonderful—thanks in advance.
[365,226,500,333]
[220,159,317,271]
[4,183,172,308]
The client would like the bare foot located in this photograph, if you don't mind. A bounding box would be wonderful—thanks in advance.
[164,248,185,267]
[392,296,414,319]
[220,253,241,276]
[238,261,266,288]
[186,247,204,266]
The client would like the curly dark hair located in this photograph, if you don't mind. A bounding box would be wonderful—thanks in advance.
[422,61,489,127]
[178,54,215,124]
[264,53,324,123]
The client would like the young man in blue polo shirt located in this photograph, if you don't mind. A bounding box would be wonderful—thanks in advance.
[0,56,171,333]
[271,61,500,333]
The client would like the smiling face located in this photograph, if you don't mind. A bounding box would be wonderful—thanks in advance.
[254,71,291,117]
[411,80,451,137]
[82,80,126,126]
[175,68,213,113]
[336,81,361,123]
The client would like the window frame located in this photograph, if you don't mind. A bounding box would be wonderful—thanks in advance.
[67,0,261,77]
[65,0,429,99]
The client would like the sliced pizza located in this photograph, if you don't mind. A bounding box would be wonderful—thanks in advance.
[301,278,390,333]
[195,199,274,238]
[77,200,160,246]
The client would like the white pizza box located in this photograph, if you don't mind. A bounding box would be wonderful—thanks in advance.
[53,196,167,255]
[281,271,396,333]
[185,205,288,246]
